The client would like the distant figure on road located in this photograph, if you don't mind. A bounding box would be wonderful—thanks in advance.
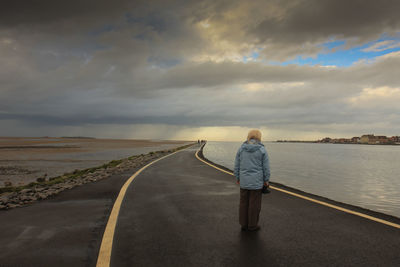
[234,129,270,231]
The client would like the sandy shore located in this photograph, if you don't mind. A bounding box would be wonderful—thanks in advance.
[0,137,191,187]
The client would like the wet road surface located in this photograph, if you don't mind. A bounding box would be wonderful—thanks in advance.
[1,144,399,267]
[112,145,400,266]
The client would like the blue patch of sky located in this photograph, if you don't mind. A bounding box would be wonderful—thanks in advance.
[323,39,346,50]
[267,35,400,67]
[242,50,261,63]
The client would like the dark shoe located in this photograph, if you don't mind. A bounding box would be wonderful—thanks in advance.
[241,226,248,231]
[247,226,260,232]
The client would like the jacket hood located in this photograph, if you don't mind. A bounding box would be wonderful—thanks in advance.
[241,139,264,153]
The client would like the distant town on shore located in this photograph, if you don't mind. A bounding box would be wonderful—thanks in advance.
[277,134,400,145]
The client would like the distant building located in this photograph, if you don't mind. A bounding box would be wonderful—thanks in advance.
[360,134,375,144]
[360,134,389,144]
[294,134,397,145]
[376,136,389,144]
[321,137,332,143]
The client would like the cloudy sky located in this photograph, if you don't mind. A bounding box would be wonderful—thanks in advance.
[1,0,400,141]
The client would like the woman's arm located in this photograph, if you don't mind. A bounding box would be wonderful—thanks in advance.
[262,149,271,183]
[234,148,241,183]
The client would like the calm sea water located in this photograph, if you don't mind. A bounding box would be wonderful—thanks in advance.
[203,141,400,217]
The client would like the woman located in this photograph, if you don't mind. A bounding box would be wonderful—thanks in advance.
[234,129,270,231]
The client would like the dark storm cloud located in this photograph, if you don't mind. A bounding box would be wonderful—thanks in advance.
[1,0,400,138]
[253,0,400,42]
[0,0,131,27]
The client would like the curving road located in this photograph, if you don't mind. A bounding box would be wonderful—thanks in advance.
[1,144,400,266]
[111,145,400,266]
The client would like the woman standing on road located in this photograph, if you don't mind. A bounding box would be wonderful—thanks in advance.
[234,129,271,231]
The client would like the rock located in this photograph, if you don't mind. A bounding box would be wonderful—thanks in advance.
[19,195,34,201]
[35,187,45,192]
[53,189,62,194]
[10,198,19,204]
[36,177,46,183]
[0,196,9,203]
[36,193,47,200]
[20,189,32,194]
[1,191,13,197]
[45,190,56,196]
[7,203,20,209]
[4,181,12,187]
[0,204,6,210]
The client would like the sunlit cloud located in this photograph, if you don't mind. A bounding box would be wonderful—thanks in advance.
[348,86,400,109]
[243,82,305,92]
[362,40,400,52]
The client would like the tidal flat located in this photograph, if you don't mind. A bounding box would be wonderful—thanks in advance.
[0,137,191,187]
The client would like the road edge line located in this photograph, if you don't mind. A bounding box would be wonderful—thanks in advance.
[195,146,400,229]
[96,145,194,267]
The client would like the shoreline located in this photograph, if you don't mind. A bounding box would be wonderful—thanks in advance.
[275,141,400,146]
[0,137,190,187]
[198,143,400,224]
[0,143,195,210]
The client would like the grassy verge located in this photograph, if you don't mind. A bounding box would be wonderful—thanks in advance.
[0,143,195,194]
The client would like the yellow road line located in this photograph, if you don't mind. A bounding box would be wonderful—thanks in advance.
[195,147,400,229]
[96,146,193,267]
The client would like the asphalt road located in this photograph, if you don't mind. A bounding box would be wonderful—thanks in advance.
[1,144,399,267]
[112,145,400,267]
[0,161,141,267]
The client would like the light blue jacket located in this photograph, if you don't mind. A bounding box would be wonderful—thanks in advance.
[234,139,271,190]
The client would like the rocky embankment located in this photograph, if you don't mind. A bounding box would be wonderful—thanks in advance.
[0,143,194,210]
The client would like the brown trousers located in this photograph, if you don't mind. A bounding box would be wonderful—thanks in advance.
[239,188,262,229]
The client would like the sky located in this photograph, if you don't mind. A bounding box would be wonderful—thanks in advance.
[1,0,400,141]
